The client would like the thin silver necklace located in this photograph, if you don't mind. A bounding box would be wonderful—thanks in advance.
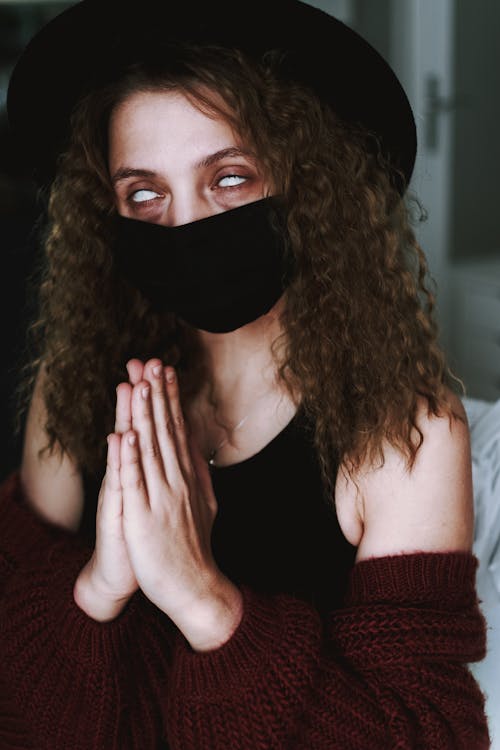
[208,413,250,466]
[206,388,277,466]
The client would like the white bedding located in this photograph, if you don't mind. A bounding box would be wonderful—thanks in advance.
[463,396,500,748]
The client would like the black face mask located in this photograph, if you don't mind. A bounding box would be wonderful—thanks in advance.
[111,196,295,333]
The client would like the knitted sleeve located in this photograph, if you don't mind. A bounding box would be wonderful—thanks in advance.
[164,552,490,748]
[0,469,490,749]
[0,470,174,750]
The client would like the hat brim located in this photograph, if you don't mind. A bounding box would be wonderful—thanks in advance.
[7,0,416,193]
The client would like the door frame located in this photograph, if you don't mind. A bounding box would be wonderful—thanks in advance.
[390,0,456,353]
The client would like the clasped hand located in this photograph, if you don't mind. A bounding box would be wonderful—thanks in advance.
[76,358,243,652]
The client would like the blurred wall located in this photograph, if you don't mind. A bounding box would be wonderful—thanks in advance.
[353,0,391,64]
[451,0,500,260]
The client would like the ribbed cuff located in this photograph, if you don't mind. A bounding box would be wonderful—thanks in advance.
[344,551,478,608]
[0,469,173,666]
[170,584,321,697]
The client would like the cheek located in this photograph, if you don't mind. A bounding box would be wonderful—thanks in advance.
[211,185,264,211]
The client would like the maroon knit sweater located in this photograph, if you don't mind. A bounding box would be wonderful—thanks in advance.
[0,469,490,749]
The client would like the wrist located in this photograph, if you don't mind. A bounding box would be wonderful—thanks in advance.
[175,575,244,653]
[73,560,130,623]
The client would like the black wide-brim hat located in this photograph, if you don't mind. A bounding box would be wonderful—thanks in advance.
[7,0,417,194]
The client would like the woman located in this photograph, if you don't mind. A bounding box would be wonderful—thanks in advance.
[0,0,490,747]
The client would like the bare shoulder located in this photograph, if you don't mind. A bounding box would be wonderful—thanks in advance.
[335,388,474,561]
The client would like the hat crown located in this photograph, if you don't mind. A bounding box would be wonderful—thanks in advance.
[7,0,416,192]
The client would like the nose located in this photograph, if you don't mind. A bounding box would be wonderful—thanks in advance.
[163,191,213,228]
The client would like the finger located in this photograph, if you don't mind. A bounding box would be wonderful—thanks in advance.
[98,433,123,516]
[120,429,151,519]
[108,431,121,466]
[163,366,193,477]
[114,382,133,434]
[131,380,167,495]
[126,358,145,386]
[143,359,178,474]
[143,359,190,482]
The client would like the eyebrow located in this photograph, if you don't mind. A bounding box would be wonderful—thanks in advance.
[195,147,252,169]
[111,147,253,185]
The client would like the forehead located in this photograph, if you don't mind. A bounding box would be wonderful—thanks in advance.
[108,89,242,166]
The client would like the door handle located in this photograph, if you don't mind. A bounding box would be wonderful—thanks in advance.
[424,73,468,150]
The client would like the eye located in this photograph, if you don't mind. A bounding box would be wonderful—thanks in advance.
[217,174,248,188]
[130,189,162,203]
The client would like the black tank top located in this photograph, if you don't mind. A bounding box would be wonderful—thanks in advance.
[209,404,357,614]
[80,403,357,616]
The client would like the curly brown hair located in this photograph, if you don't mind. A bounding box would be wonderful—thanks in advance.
[13,44,461,503]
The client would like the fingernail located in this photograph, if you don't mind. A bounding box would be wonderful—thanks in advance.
[128,433,137,446]
[152,364,162,378]
[141,386,150,400]
[166,367,175,383]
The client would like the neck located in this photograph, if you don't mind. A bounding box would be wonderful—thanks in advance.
[193,294,287,410]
